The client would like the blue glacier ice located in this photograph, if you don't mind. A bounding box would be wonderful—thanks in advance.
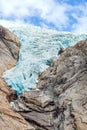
[2,25,87,95]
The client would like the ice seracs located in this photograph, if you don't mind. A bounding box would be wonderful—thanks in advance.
[3,25,87,95]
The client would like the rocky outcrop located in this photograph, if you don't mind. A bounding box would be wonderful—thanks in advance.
[11,40,87,130]
[0,25,34,130]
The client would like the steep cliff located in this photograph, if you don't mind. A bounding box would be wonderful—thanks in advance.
[0,25,34,130]
[11,40,87,130]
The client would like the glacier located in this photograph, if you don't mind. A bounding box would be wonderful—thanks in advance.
[2,25,87,95]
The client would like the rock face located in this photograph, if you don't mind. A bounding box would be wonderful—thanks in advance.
[0,25,34,130]
[11,40,87,130]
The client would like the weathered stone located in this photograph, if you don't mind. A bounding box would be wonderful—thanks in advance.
[11,40,87,130]
[0,25,34,130]
[11,90,54,130]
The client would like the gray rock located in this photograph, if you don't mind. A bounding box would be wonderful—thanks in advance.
[12,40,87,130]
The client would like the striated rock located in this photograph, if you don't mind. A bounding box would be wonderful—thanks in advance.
[11,40,87,130]
[0,25,34,130]
[11,90,55,130]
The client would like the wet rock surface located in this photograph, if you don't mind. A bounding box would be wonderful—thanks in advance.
[0,25,34,130]
[11,40,87,130]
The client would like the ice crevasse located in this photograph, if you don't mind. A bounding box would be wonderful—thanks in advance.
[2,25,87,95]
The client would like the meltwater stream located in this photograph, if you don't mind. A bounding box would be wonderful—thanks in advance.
[2,25,87,95]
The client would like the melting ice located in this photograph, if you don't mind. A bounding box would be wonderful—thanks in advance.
[2,25,87,95]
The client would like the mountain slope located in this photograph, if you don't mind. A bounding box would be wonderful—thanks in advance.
[12,40,87,130]
[0,25,34,130]
[3,25,87,95]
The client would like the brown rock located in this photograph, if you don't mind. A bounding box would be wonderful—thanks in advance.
[11,40,87,130]
[0,25,34,130]
[0,25,20,47]
[11,90,54,130]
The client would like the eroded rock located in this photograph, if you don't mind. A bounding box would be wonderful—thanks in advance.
[0,25,34,130]
[11,40,87,130]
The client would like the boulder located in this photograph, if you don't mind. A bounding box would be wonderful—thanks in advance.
[0,25,34,130]
[11,40,87,130]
